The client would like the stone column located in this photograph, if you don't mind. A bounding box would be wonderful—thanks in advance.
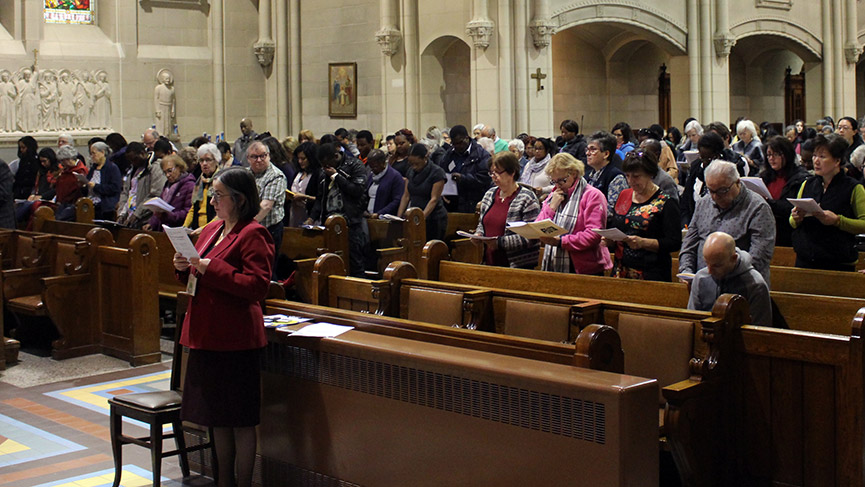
[290,0,302,135]
[377,0,402,133]
[832,0,844,116]
[822,0,833,117]
[254,0,275,67]
[275,0,288,137]
[529,0,554,50]
[842,0,861,115]
[402,0,420,131]
[687,0,700,119]
[513,0,529,134]
[712,0,732,123]
[375,0,402,56]
[497,0,513,137]
[212,0,225,134]
[699,0,712,122]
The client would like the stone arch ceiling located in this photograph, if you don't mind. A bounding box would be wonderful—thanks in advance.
[730,18,822,63]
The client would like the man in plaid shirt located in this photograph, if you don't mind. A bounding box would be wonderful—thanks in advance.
[247,141,287,276]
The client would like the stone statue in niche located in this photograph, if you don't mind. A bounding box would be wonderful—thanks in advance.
[92,70,111,129]
[76,71,95,129]
[16,68,40,133]
[154,69,176,137]
[0,70,16,133]
[58,70,77,130]
[39,70,59,131]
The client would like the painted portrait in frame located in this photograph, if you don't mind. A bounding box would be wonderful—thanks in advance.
[328,62,357,118]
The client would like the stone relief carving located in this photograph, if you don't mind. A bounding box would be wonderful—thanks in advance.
[154,68,176,138]
[713,32,737,58]
[375,26,402,56]
[254,40,276,67]
[466,19,495,50]
[0,67,113,133]
[529,19,556,49]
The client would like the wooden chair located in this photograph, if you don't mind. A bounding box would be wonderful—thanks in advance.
[108,292,215,487]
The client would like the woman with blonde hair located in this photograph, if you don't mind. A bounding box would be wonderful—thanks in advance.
[535,152,611,274]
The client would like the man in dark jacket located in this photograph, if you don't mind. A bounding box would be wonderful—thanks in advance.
[437,124,491,213]
[309,142,369,277]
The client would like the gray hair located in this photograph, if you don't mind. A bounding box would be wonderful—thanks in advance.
[704,160,739,184]
[58,133,75,146]
[477,137,495,154]
[90,141,112,158]
[425,126,442,145]
[685,120,703,136]
[851,145,865,170]
[736,120,758,140]
[57,145,78,161]
[247,140,269,155]
[508,138,525,152]
[472,123,484,133]
[197,142,221,162]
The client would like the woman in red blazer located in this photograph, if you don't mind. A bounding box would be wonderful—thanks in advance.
[173,167,273,487]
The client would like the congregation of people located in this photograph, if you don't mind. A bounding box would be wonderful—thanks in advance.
[3,113,865,328]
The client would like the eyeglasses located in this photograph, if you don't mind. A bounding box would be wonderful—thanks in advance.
[163,167,176,176]
[585,146,600,154]
[210,191,227,202]
[707,183,736,196]
[613,132,623,138]
[549,175,571,185]
[247,153,268,161]
[488,169,506,177]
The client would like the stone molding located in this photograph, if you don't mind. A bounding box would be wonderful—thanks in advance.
[254,39,276,67]
[845,44,863,65]
[529,19,556,49]
[466,18,495,50]
[713,32,737,57]
[375,26,402,56]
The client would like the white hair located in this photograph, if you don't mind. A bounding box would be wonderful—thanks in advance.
[477,137,495,154]
[851,145,865,170]
[58,133,75,146]
[197,142,221,162]
[704,160,739,183]
[425,127,442,145]
[508,139,525,152]
[685,120,703,136]
[736,120,759,140]
[57,145,78,161]
[472,124,484,133]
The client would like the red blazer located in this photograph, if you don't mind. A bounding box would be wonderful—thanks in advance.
[178,219,274,351]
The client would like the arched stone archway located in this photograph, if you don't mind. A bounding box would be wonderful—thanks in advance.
[419,36,471,130]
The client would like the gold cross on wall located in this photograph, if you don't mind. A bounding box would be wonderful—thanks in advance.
[531,68,546,91]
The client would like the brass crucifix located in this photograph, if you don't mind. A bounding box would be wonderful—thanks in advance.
[531,68,546,91]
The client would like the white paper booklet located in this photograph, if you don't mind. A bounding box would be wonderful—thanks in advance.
[787,198,823,215]
[506,219,567,239]
[591,228,628,241]
[143,197,175,213]
[162,225,200,259]
[741,177,771,199]
[681,150,700,166]
[287,322,354,338]
[456,230,497,241]
[380,214,406,222]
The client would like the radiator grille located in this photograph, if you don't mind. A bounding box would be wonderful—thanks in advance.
[264,343,606,444]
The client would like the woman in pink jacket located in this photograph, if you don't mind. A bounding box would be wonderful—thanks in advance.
[536,152,612,274]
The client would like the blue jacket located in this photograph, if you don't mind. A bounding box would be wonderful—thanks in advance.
[438,140,492,212]
[88,161,123,217]
[368,165,404,216]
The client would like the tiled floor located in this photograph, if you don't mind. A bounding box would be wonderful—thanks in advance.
[0,360,213,487]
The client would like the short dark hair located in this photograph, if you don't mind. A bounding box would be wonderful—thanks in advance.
[450,125,469,139]
[334,127,349,138]
[217,141,231,154]
[154,138,172,155]
[589,131,617,161]
[647,124,665,141]
[87,137,105,147]
[640,139,662,159]
[706,122,731,142]
[356,130,373,144]
[611,122,633,143]
[698,132,725,156]
[560,119,579,134]
[215,168,260,222]
[319,134,338,145]
[366,148,387,165]
[762,136,797,182]
[126,141,146,155]
[812,133,849,161]
[317,142,340,166]
[408,143,428,158]
[622,150,659,177]
[490,151,521,179]
[534,137,556,157]
[105,133,128,152]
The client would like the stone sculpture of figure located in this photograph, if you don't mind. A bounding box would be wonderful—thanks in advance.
[92,71,111,129]
[75,71,93,129]
[0,70,16,133]
[58,70,77,130]
[39,70,59,131]
[154,69,176,137]
[16,68,39,132]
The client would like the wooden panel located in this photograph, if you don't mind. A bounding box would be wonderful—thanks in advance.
[741,355,773,480]
[802,363,836,487]
[770,358,804,485]
[99,261,131,339]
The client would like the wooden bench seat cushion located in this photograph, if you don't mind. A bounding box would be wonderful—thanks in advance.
[502,299,569,342]
[616,313,694,406]
[406,287,464,327]
[7,294,45,314]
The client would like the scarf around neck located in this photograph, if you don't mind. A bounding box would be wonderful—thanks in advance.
[542,177,587,273]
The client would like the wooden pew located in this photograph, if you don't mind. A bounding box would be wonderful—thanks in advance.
[444,211,482,265]
[772,245,865,270]
[259,319,658,486]
[281,214,349,302]
[365,207,425,276]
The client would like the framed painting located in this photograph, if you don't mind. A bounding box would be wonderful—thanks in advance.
[328,62,357,118]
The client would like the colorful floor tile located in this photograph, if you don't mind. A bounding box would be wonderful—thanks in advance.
[0,414,85,468]
[44,371,171,416]
[31,465,182,487]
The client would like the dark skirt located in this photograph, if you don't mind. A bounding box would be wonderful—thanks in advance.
[181,347,262,427]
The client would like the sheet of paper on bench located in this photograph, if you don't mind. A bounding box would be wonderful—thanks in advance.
[456,230,497,241]
[163,225,200,259]
[741,177,771,199]
[143,197,174,213]
[290,322,354,338]
[380,214,406,222]
[592,227,628,241]
[787,198,823,214]
[676,272,695,282]
[506,219,567,239]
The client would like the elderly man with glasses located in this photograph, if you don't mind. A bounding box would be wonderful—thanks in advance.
[247,140,287,275]
[678,160,775,284]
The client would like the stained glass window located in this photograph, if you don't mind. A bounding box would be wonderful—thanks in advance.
[44,0,94,25]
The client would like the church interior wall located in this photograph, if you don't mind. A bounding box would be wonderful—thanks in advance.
[608,41,668,133]
[419,36,471,132]
[668,55,691,131]
[222,1,266,141]
[299,0,382,138]
[551,28,607,135]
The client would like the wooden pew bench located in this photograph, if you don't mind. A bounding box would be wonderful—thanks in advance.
[365,207,426,276]
[280,214,349,302]
[771,245,865,270]
[444,211,482,265]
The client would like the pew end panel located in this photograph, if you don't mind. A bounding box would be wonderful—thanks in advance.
[419,239,448,280]
[574,324,624,373]
[449,237,483,265]
[310,253,346,306]
[323,214,350,268]
[326,276,390,315]
[399,280,492,331]
[75,197,95,223]
[382,260,418,317]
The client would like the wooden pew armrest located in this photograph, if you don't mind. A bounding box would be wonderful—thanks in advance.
[662,378,709,405]
[462,290,491,331]
[3,266,51,299]
[42,273,91,288]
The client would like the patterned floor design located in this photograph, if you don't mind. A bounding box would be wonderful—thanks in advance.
[0,362,212,487]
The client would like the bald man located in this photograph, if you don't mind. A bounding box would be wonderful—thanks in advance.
[233,118,257,167]
[687,231,772,327]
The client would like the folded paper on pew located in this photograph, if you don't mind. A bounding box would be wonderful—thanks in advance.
[302,224,326,231]
[380,214,406,222]
[788,198,823,215]
[163,225,200,259]
[263,314,313,328]
[676,272,695,282]
[456,230,497,241]
[506,219,567,239]
[143,197,174,213]
[284,322,354,338]
[592,228,628,241]
[741,177,771,199]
